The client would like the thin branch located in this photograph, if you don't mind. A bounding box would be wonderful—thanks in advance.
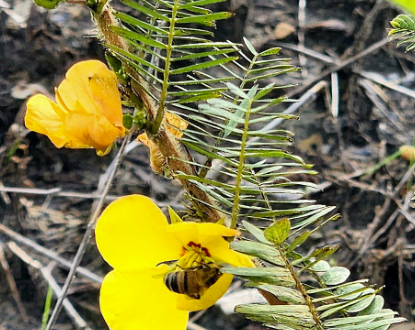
[357,70,415,100]
[7,242,91,330]
[0,222,103,284]
[358,78,407,133]
[397,186,415,226]
[277,243,323,330]
[0,186,118,201]
[286,37,389,98]
[0,180,11,204]
[274,42,415,101]
[0,185,180,210]
[0,243,29,322]
[41,267,92,330]
[350,163,415,267]
[274,42,335,64]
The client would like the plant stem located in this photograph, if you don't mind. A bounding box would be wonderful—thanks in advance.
[230,96,253,229]
[152,0,179,135]
[276,245,324,330]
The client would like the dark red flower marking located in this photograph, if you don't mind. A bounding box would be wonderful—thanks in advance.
[188,241,211,257]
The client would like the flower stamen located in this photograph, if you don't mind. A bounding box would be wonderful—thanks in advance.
[176,241,215,270]
[187,241,211,257]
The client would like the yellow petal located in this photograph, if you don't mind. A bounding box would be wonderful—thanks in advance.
[95,195,184,271]
[56,61,103,115]
[101,269,188,330]
[209,247,255,267]
[64,108,123,153]
[176,273,233,311]
[167,222,239,241]
[166,222,239,253]
[57,60,123,129]
[88,64,124,128]
[25,94,69,148]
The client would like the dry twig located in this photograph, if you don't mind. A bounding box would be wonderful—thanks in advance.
[7,242,92,330]
[349,163,415,267]
[0,222,102,284]
[0,243,29,322]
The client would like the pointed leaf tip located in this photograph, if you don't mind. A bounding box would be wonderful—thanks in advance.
[168,206,183,224]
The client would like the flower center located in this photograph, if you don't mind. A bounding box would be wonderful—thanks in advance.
[177,241,213,269]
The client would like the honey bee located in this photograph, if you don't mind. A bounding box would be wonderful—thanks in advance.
[163,264,222,299]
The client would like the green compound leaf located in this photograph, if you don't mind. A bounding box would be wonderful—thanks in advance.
[333,283,366,301]
[346,291,376,313]
[309,260,330,272]
[321,266,351,286]
[247,283,306,304]
[230,240,285,266]
[221,266,296,287]
[390,14,415,30]
[388,14,415,51]
[236,304,314,329]
[358,295,384,316]
[264,218,291,245]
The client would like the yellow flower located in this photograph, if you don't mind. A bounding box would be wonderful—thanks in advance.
[25,60,125,156]
[95,195,253,330]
